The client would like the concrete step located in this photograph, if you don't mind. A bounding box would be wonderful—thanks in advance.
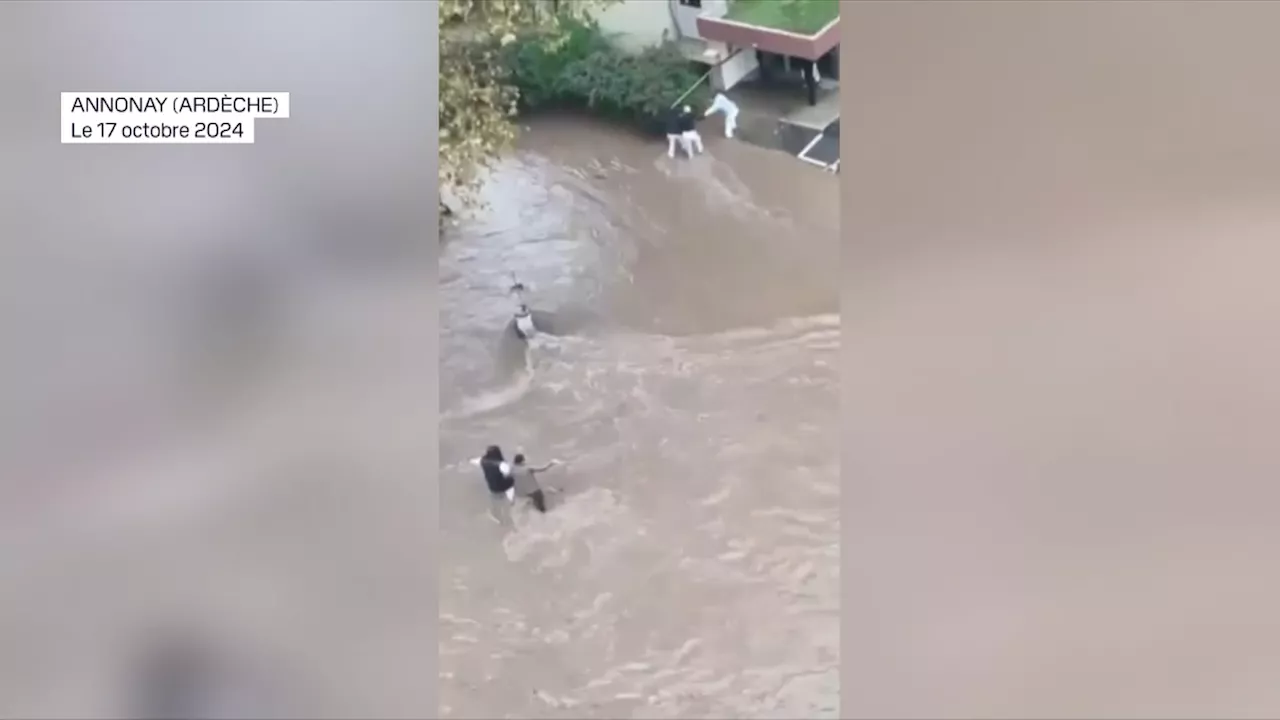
[802,133,839,165]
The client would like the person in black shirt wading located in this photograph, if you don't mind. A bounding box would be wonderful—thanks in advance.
[471,445,515,525]
[665,104,703,158]
[664,108,688,159]
[677,104,704,155]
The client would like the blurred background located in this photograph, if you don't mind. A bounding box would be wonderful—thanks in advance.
[0,2,437,717]
[846,2,1280,717]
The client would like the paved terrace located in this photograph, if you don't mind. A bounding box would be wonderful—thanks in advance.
[709,78,840,171]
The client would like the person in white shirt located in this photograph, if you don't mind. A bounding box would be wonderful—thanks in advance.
[513,303,537,340]
[510,453,559,513]
[704,92,740,138]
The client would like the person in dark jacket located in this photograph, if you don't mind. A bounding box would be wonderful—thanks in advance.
[677,104,703,155]
[664,108,688,158]
[471,445,515,524]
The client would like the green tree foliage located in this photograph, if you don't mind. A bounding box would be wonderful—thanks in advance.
[553,36,711,131]
[501,16,711,134]
[439,0,610,211]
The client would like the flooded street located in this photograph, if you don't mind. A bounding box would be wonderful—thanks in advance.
[439,118,839,718]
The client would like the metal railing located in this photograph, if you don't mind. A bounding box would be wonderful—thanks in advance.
[797,130,839,173]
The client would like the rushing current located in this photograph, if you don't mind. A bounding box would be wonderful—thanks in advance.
[439,117,840,719]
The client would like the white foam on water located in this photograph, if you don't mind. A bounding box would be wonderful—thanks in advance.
[444,343,535,420]
[501,487,639,569]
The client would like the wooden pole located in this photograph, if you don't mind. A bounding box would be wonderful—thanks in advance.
[669,47,744,109]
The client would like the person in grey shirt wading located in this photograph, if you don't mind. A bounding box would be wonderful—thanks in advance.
[511,453,558,513]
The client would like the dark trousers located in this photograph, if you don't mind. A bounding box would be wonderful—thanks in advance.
[528,489,547,513]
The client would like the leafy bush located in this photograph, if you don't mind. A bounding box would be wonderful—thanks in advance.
[503,18,711,134]
[502,18,612,109]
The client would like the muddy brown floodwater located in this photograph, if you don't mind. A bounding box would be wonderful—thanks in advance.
[439,117,840,718]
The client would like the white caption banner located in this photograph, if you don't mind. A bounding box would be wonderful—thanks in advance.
[61,92,290,145]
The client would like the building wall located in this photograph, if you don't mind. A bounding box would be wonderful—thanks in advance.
[591,0,736,50]
[673,0,728,40]
[590,0,676,53]
[588,0,758,93]
[712,45,760,91]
